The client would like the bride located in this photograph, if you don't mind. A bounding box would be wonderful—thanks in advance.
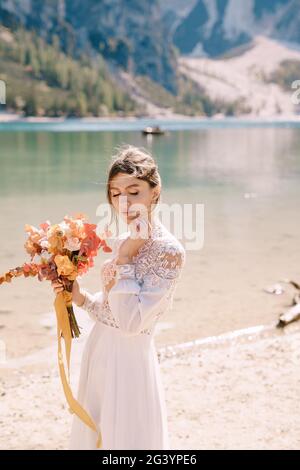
[52,144,186,450]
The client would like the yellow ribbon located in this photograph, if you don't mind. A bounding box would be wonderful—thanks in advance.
[54,291,102,449]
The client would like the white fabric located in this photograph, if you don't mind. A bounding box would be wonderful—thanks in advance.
[68,219,185,450]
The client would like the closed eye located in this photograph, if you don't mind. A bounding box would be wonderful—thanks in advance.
[111,191,139,197]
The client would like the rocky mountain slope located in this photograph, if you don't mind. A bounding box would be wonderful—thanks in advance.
[1,0,300,117]
[179,35,300,117]
[0,0,177,93]
[161,0,300,57]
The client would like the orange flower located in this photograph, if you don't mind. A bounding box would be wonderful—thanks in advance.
[0,272,13,284]
[54,255,77,280]
[24,224,43,257]
[62,215,85,239]
[47,224,65,254]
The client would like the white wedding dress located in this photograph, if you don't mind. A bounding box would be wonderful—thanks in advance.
[68,218,185,450]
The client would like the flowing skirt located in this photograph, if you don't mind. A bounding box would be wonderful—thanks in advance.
[68,321,170,450]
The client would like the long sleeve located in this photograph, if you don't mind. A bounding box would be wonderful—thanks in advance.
[77,235,126,322]
[107,239,186,337]
[80,289,104,322]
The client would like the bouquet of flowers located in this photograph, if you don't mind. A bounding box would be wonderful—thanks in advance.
[0,212,111,335]
[0,213,112,448]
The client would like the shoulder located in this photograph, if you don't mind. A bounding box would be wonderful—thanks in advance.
[149,232,186,279]
[152,236,186,264]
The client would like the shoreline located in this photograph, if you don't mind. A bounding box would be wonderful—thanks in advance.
[1,320,300,449]
[1,112,300,126]
[1,314,299,369]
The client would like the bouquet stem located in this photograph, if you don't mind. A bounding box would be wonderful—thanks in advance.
[66,304,81,338]
[61,277,81,338]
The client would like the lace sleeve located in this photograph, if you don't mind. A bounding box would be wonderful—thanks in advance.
[107,239,186,336]
[76,234,125,322]
[80,290,104,322]
[144,238,186,287]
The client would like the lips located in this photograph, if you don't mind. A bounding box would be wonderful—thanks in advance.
[121,209,140,217]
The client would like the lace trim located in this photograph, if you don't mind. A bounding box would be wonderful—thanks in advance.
[115,263,135,280]
[101,259,117,287]
[136,237,186,286]
[81,220,185,335]
[82,290,152,334]
[98,299,121,329]
[100,299,153,336]
[81,290,101,320]
[100,220,164,287]
[101,260,136,288]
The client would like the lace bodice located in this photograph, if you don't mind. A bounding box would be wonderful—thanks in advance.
[80,219,186,336]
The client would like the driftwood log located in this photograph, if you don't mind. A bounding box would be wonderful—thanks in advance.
[276,279,300,328]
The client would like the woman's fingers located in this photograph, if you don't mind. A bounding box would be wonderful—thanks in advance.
[104,277,116,294]
[51,279,64,293]
[127,210,140,221]
[128,215,151,240]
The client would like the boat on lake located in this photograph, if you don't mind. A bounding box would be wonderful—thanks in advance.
[142,126,165,135]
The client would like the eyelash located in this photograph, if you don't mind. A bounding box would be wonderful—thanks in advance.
[112,192,139,197]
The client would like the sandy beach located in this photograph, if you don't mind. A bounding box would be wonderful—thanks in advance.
[1,117,300,450]
[1,311,300,450]
[1,0,300,452]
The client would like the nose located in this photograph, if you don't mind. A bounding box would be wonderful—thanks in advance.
[119,195,130,213]
[119,195,128,210]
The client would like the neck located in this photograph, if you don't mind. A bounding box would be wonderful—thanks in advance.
[149,208,160,224]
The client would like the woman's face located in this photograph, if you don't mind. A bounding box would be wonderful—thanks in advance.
[109,173,159,222]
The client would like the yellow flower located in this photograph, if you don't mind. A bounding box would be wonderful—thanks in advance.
[54,255,77,280]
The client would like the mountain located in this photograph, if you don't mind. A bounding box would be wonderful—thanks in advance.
[0,25,141,117]
[178,35,300,117]
[275,0,300,44]
[0,0,178,93]
[1,0,299,86]
[161,0,300,58]
[1,0,300,118]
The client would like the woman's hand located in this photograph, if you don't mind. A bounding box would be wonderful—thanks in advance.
[104,212,152,294]
[51,278,85,306]
[51,278,64,295]
[117,212,152,264]
[104,277,117,294]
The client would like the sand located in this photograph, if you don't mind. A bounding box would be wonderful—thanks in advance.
[1,313,300,450]
[1,114,300,449]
